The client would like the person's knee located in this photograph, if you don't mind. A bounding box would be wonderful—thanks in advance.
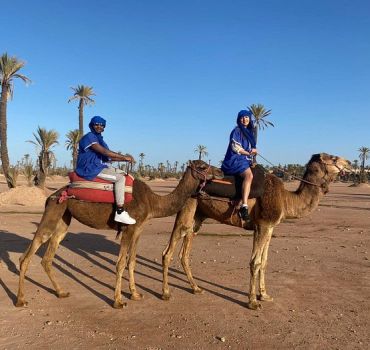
[116,173,124,182]
[242,169,253,181]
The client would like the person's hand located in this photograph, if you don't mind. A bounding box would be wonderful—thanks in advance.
[250,148,257,155]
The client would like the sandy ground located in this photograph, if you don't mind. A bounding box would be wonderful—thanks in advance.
[0,177,369,349]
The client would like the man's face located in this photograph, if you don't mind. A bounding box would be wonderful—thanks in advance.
[92,123,105,133]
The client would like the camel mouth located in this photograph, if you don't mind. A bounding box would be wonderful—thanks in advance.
[213,170,224,180]
[339,159,353,174]
[332,158,352,175]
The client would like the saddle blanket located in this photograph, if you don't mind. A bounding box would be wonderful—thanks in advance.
[202,164,265,200]
[66,172,134,203]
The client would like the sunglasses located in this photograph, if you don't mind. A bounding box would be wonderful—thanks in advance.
[93,123,105,127]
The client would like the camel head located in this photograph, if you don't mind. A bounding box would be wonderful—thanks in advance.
[188,160,224,181]
[308,153,352,185]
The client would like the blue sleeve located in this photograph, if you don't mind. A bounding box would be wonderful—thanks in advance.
[79,132,98,151]
[230,127,242,143]
[230,127,255,150]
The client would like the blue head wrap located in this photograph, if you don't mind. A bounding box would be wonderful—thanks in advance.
[89,116,106,132]
[236,110,256,148]
[88,116,109,150]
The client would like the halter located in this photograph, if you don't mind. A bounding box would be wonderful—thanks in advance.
[320,159,351,175]
[257,154,349,192]
[189,162,211,192]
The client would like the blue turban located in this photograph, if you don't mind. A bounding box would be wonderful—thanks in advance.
[237,110,253,119]
[236,109,256,148]
[89,116,106,132]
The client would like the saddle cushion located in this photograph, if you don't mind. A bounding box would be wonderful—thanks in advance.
[66,172,134,203]
[202,164,265,200]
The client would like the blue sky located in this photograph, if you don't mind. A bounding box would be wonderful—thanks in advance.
[3,0,370,168]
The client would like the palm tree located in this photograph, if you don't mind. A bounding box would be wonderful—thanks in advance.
[353,159,359,172]
[358,146,370,183]
[65,129,81,170]
[27,126,59,189]
[158,162,165,178]
[194,145,208,160]
[138,152,145,175]
[68,85,95,136]
[173,160,178,173]
[0,53,31,188]
[248,103,274,144]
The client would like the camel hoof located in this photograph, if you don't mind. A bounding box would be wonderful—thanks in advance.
[162,293,171,301]
[247,300,261,310]
[113,300,127,309]
[15,299,28,307]
[130,292,143,301]
[57,291,70,298]
[259,294,273,302]
[193,287,204,295]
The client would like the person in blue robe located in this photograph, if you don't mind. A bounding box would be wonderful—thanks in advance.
[221,110,257,220]
[76,116,136,225]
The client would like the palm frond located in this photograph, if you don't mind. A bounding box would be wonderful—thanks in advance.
[68,84,95,105]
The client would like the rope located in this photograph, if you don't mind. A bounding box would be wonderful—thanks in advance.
[257,153,321,187]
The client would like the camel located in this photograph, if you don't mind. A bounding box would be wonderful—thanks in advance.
[161,153,351,310]
[16,160,223,309]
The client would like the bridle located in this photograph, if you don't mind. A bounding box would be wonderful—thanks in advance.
[188,162,211,192]
[258,154,349,191]
[320,159,351,175]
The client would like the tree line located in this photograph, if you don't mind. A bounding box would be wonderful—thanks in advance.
[1,52,369,189]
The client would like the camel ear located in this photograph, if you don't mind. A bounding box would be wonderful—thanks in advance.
[310,154,322,163]
[320,153,330,161]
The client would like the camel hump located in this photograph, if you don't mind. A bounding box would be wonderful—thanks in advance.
[202,164,266,200]
[65,172,134,204]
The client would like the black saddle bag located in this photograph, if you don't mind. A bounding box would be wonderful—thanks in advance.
[202,164,265,200]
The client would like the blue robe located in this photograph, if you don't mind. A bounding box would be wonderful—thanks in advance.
[75,132,110,180]
[221,126,254,175]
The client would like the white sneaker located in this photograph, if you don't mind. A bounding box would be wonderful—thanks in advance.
[115,210,136,225]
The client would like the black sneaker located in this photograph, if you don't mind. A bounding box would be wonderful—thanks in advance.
[239,206,250,220]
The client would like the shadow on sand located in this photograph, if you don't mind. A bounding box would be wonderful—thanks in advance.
[1,229,248,308]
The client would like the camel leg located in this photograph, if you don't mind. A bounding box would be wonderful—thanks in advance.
[247,223,273,310]
[113,225,135,309]
[162,198,197,300]
[16,200,68,307]
[127,224,145,301]
[41,212,72,298]
[179,231,204,295]
[258,230,274,302]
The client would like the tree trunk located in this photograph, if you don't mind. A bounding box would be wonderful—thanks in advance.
[37,151,48,189]
[72,147,78,170]
[360,157,366,183]
[253,126,258,145]
[78,100,84,136]
[0,84,14,188]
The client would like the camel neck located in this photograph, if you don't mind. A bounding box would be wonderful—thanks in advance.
[151,170,199,218]
[283,171,325,219]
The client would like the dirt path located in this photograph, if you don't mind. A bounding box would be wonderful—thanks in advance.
[1,181,369,349]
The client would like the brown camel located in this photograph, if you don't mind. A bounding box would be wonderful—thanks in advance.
[161,153,351,310]
[16,160,223,308]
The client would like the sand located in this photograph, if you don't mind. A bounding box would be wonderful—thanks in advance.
[0,177,369,349]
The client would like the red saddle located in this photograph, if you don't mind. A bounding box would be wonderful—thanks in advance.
[66,172,134,204]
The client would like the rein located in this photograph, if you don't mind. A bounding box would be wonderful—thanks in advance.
[257,154,323,188]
